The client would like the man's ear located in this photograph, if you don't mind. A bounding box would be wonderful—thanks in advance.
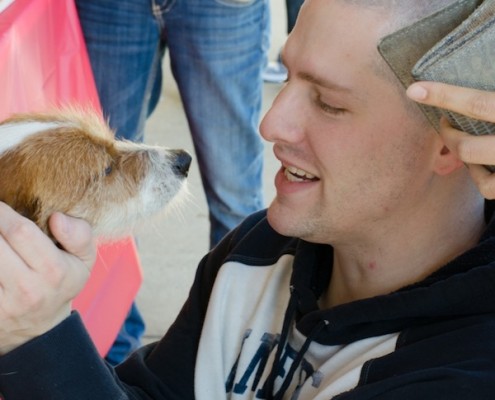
[433,141,464,176]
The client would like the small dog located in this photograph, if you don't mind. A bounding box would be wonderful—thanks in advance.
[0,108,191,240]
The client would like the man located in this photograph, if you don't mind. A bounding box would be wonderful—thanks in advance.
[1,0,495,399]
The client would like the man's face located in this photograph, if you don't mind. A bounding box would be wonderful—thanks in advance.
[261,0,439,245]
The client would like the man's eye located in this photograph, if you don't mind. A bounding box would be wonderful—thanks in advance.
[316,96,346,115]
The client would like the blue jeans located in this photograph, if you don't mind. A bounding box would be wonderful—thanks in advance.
[286,0,304,33]
[76,0,270,364]
[76,0,269,247]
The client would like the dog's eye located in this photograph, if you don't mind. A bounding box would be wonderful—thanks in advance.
[104,165,113,176]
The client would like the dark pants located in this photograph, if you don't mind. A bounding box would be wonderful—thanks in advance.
[286,0,305,33]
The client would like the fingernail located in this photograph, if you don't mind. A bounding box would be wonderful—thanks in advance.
[407,84,428,101]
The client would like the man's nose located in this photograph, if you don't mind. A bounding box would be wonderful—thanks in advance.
[260,85,304,144]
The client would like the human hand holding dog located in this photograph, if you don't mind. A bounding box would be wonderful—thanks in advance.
[407,81,495,199]
[0,202,96,354]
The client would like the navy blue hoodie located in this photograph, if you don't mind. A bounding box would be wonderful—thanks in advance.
[1,206,495,399]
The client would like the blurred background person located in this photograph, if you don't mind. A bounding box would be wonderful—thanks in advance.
[263,0,304,83]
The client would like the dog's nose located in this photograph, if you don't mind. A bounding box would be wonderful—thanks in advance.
[171,149,192,177]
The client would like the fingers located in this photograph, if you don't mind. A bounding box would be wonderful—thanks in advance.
[407,81,495,199]
[435,119,495,199]
[438,118,495,166]
[49,212,97,270]
[465,163,495,200]
[0,202,55,272]
[0,204,95,284]
[407,81,495,123]
[0,203,97,353]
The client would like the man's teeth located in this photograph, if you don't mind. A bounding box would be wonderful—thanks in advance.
[284,166,317,182]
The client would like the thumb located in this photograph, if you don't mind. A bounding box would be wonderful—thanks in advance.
[49,213,97,267]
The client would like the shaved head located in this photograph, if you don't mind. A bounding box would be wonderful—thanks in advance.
[338,0,463,32]
[331,0,466,122]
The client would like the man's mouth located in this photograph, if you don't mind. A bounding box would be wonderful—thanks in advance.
[283,166,319,182]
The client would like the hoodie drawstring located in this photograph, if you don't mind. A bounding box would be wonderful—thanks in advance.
[273,319,328,400]
[264,286,299,399]
[265,285,329,400]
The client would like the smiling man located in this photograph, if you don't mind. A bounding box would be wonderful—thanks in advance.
[1,0,495,399]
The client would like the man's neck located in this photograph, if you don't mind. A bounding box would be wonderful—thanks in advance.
[321,196,486,309]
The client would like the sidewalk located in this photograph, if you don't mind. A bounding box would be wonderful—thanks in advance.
[136,0,288,343]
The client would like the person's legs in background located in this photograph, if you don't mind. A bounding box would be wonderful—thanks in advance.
[162,0,270,247]
[286,0,305,33]
[75,0,163,365]
[79,0,269,249]
[76,0,163,142]
[263,0,304,83]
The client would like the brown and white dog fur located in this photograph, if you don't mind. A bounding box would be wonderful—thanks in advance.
[0,108,191,240]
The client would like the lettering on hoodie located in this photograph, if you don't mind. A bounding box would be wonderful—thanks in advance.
[225,330,322,399]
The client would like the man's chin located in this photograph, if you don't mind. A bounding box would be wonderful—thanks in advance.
[267,201,325,244]
[266,203,299,238]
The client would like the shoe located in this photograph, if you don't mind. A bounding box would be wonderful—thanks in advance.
[262,60,288,83]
